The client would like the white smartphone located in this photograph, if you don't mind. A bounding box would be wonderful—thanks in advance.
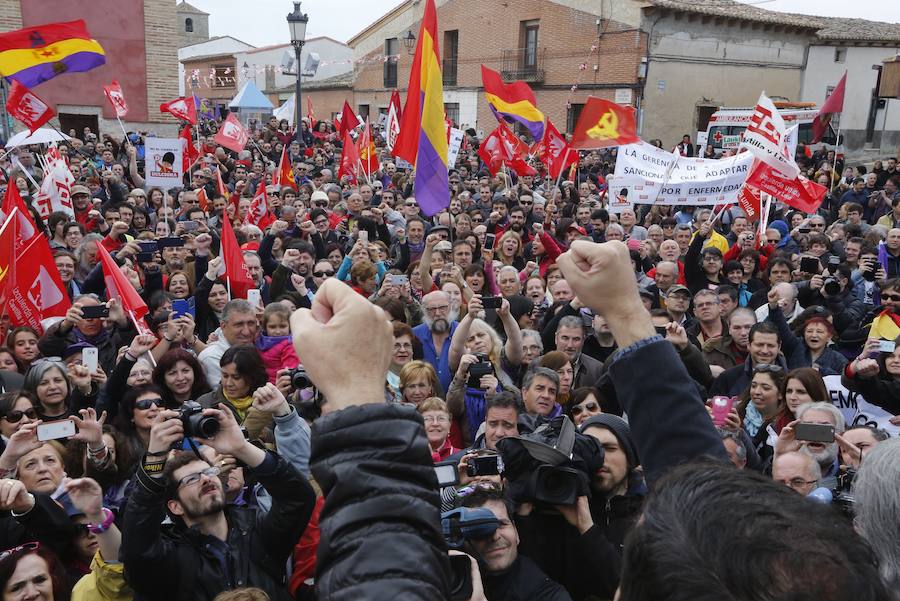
[247,289,262,308]
[82,347,99,373]
[359,230,369,244]
[37,420,77,442]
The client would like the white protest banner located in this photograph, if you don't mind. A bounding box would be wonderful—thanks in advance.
[823,375,900,437]
[32,147,75,220]
[447,127,464,171]
[144,137,184,189]
[608,141,754,206]
[739,92,799,179]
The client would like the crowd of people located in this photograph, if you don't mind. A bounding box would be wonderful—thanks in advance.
[0,112,897,601]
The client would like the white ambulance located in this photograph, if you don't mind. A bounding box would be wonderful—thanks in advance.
[703,102,840,155]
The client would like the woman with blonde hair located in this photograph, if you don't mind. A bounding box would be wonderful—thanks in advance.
[496,230,524,269]
[446,295,523,445]
[418,397,460,461]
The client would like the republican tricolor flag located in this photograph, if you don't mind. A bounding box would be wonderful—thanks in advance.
[392,0,449,216]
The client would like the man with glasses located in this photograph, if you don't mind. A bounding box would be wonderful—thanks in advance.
[122,395,314,601]
[771,451,821,496]
[412,291,459,391]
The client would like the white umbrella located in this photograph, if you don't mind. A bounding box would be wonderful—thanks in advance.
[5,128,72,148]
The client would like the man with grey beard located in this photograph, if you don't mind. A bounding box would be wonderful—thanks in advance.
[412,290,459,390]
[774,402,845,489]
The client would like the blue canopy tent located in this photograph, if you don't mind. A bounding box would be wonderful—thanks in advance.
[228,81,274,134]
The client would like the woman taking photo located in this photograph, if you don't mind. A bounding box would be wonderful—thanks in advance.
[842,337,900,415]
[447,295,522,446]
[151,348,211,409]
[0,391,37,451]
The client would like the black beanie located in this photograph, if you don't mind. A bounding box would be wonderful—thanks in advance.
[580,414,639,469]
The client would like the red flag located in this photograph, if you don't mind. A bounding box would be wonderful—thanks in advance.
[214,167,228,197]
[5,80,54,134]
[159,96,197,124]
[96,242,148,322]
[737,185,762,222]
[179,126,200,173]
[357,121,380,176]
[102,80,128,118]
[571,97,639,150]
[385,90,402,153]
[307,96,315,125]
[338,101,360,138]
[337,129,360,184]
[0,184,38,254]
[497,122,537,176]
[745,160,828,214]
[196,187,209,212]
[477,128,510,176]
[220,214,254,299]
[812,71,846,144]
[275,145,296,190]
[249,186,276,230]
[214,113,249,153]
[542,120,578,180]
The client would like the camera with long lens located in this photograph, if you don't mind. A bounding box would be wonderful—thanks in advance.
[824,256,842,295]
[178,400,220,438]
[525,464,588,505]
[831,468,856,517]
[289,366,313,390]
[441,507,501,601]
[466,353,493,388]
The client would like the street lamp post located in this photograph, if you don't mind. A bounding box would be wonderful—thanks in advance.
[287,1,309,144]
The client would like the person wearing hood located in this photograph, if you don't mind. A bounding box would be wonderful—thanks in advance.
[767,219,799,255]
[255,304,299,384]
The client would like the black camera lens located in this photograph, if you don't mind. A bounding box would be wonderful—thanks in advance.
[823,277,841,296]
[189,413,220,438]
[447,555,474,601]
[290,367,312,390]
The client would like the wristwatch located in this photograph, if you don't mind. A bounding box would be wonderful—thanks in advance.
[87,507,115,534]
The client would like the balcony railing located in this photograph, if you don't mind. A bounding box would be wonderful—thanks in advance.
[501,47,545,82]
[442,58,458,86]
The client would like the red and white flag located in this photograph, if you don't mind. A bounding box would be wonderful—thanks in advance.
[214,113,249,153]
[102,80,128,118]
[32,147,75,220]
[220,214,254,299]
[160,96,197,124]
[5,80,55,134]
[542,120,578,180]
[337,130,360,184]
[385,90,402,153]
[737,185,762,222]
[179,125,200,173]
[96,242,150,333]
[0,184,38,253]
[249,186,276,230]
[745,160,828,214]
[740,92,799,179]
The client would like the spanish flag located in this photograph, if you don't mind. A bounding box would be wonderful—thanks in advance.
[393,0,449,217]
[0,20,105,88]
[481,65,545,142]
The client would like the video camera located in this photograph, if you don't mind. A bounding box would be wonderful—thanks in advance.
[807,468,856,518]
[497,416,601,507]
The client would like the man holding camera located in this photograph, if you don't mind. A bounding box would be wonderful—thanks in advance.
[796,261,865,336]
[121,401,314,601]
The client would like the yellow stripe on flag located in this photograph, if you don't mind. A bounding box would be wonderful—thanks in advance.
[870,313,900,341]
[0,38,105,76]
[419,31,448,163]
[484,92,545,122]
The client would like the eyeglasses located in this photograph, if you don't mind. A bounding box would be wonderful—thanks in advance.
[2,408,37,423]
[422,415,450,424]
[0,542,39,563]
[778,478,817,490]
[177,465,221,489]
[753,363,784,374]
[394,342,413,350]
[570,401,600,416]
[134,397,164,411]
[313,270,334,278]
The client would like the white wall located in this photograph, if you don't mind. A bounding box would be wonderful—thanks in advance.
[178,37,255,95]
[234,38,354,93]
[443,89,478,130]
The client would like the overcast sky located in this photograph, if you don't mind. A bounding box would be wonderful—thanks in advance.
[186,0,900,46]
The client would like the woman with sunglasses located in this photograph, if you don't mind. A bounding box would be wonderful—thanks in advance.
[738,363,791,463]
[114,385,166,466]
[568,387,603,427]
[0,392,37,452]
[842,336,900,415]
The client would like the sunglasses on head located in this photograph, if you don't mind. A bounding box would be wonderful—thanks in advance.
[2,408,37,423]
[570,401,600,416]
[753,363,783,375]
[134,397,164,411]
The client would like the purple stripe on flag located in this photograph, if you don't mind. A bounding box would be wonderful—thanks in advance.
[489,106,545,141]
[5,51,106,89]
[414,131,449,217]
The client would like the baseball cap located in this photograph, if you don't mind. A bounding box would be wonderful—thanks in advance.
[567,224,587,236]
[71,185,91,197]
[434,240,453,253]
[430,224,451,236]
[667,284,691,297]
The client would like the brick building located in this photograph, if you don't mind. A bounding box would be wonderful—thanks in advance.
[348,0,645,139]
[181,52,240,110]
[0,0,179,137]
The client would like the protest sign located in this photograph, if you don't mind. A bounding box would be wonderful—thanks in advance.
[144,137,184,189]
[608,141,754,206]
[447,128,464,171]
[823,375,900,436]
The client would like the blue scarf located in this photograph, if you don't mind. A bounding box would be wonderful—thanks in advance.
[464,387,487,439]
[73,326,110,348]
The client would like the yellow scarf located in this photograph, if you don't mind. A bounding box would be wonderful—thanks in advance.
[223,392,254,421]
